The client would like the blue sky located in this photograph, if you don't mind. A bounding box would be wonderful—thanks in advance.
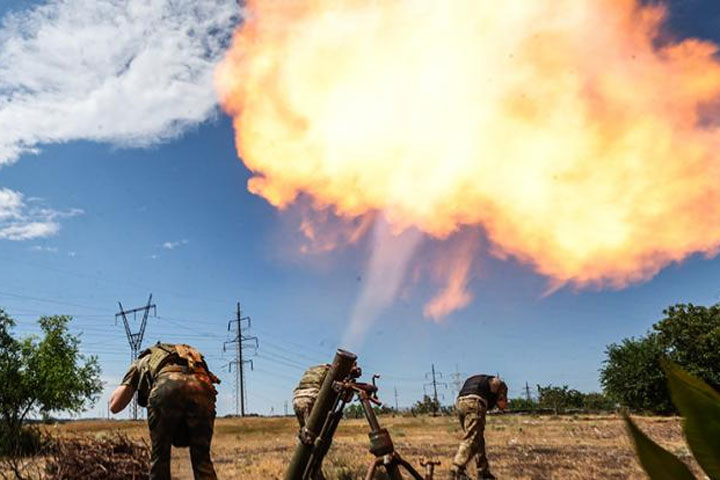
[2,0,720,418]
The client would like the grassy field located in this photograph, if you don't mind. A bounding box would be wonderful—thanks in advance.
[50,413,698,479]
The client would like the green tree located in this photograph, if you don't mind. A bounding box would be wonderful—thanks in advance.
[411,395,440,416]
[601,302,720,413]
[0,310,102,455]
[600,335,671,413]
[653,304,720,391]
[507,397,538,412]
[537,385,583,414]
[582,392,615,411]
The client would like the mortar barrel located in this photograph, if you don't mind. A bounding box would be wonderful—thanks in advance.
[284,348,357,480]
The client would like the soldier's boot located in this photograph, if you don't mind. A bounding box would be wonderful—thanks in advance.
[478,470,496,480]
[451,466,472,480]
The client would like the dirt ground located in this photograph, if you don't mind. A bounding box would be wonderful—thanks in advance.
[50,413,699,479]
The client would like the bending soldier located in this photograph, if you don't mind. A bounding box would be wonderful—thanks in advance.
[292,363,331,429]
[110,343,220,480]
[451,374,508,480]
[292,363,331,480]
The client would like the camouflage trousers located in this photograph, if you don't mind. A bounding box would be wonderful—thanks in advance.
[147,370,218,480]
[293,395,315,429]
[452,395,490,477]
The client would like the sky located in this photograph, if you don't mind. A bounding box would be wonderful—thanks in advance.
[1,0,720,419]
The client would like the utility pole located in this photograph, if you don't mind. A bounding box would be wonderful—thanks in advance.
[450,364,464,396]
[394,387,399,411]
[116,294,156,420]
[424,364,447,415]
[224,302,258,417]
[525,382,532,401]
[284,401,289,417]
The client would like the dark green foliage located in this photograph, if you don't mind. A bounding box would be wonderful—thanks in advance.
[601,302,720,413]
[508,392,614,413]
[601,335,671,413]
[581,392,616,411]
[507,397,538,411]
[411,395,440,415]
[625,361,720,480]
[654,305,720,392]
[0,309,102,456]
[537,385,584,414]
[343,403,395,419]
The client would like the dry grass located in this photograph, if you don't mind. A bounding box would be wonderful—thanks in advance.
[40,413,699,479]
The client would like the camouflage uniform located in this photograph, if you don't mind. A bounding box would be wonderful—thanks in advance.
[452,375,507,480]
[453,395,490,478]
[121,343,219,480]
[292,364,330,429]
[292,364,331,480]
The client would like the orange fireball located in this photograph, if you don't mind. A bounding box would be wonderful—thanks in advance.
[216,0,720,318]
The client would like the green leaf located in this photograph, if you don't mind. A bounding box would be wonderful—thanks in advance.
[662,360,720,479]
[624,413,695,480]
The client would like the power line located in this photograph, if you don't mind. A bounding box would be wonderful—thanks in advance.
[424,363,447,415]
[450,364,464,396]
[224,302,258,417]
[115,294,156,421]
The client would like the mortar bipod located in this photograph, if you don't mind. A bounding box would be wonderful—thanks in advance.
[336,375,438,480]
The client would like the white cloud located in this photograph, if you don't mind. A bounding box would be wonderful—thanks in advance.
[0,0,240,165]
[162,239,189,250]
[0,188,82,240]
[29,245,58,253]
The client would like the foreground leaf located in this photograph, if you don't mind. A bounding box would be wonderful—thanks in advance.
[662,360,720,479]
[624,413,695,480]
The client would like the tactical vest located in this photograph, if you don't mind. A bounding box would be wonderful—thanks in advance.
[458,375,499,410]
[141,342,219,386]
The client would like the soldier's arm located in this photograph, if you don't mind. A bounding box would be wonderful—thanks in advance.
[110,360,141,414]
[109,385,135,413]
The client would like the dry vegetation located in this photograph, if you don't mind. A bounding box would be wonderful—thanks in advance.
[42,413,699,479]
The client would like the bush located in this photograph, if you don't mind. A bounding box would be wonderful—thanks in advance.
[537,385,584,414]
[0,425,45,457]
[507,397,538,412]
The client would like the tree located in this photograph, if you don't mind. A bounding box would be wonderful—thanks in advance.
[0,310,102,455]
[507,397,538,412]
[600,302,720,413]
[582,392,615,411]
[411,395,440,416]
[653,304,720,391]
[537,385,583,414]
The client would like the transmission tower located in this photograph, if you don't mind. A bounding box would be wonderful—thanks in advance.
[424,364,447,415]
[525,381,532,401]
[116,294,156,420]
[224,302,258,416]
[450,364,464,396]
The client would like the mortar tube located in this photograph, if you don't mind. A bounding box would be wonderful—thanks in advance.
[284,349,358,480]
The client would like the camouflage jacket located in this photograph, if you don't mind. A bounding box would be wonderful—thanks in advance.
[121,343,219,407]
[293,364,330,400]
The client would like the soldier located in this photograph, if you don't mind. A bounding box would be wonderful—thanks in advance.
[292,363,331,429]
[451,374,508,480]
[109,343,220,480]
